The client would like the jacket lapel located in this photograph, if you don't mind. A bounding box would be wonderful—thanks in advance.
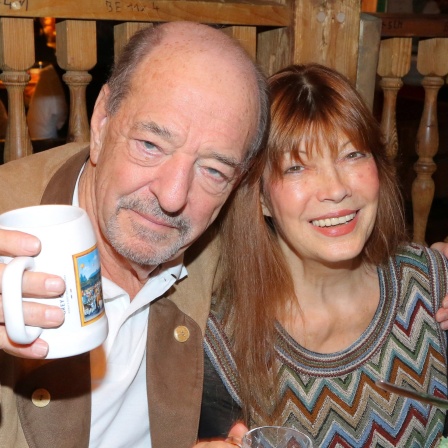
[40,148,90,205]
[147,227,221,448]
[147,299,204,448]
[15,147,92,448]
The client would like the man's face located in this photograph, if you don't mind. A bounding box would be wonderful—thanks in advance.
[90,49,258,269]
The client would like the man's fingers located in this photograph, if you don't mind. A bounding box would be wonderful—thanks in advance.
[0,229,41,257]
[0,229,64,359]
[194,424,249,448]
[24,301,65,328]
[228,423,248,440]
[224,436,242,447]
[225,423,248,447]
[0,330,49,358]
[24,272,66,297]
[436,307,448,330]
[0,301,64,358]
[0,301,64,328]
[0,266,65,297]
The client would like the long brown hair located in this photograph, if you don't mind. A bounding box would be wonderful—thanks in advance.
[216,63,407,420]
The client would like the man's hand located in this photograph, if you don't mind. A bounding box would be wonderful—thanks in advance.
[431,241,448,330]
[0,229,65,358]
[194,423,248,447]
[435,299,448,331]
[431,242,448,255]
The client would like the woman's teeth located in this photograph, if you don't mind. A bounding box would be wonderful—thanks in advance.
[312,212,356,228]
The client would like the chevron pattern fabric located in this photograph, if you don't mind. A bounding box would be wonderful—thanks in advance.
[205,245,448,447]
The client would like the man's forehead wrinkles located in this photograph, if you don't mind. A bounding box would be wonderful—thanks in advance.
[133,121,173,140]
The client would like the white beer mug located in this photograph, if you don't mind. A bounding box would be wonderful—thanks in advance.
[0,204,108,358]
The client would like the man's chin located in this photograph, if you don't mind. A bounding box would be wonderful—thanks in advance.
[114,240,185,267]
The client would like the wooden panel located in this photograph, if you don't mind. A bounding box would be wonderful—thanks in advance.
[411,38,448,244]
[412,76,444,244]
[356,13,382,110]
[377,38,412,159]
[56,20,97,70]
[290,0,361,82]
[0,0,290,27]
[0,17,34,70]
[114,22,152,62]
[222,26,257,60]
[0,17,34,161]
[256,0,289,76]
[417,38,448,76]
[377,37,412,77]
[56,20,97,143]
[257,26,290,76]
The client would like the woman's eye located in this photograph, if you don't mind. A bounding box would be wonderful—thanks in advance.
[345,150,365,160]
[285,165,304,174]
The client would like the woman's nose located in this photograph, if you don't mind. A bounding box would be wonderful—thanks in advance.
[316,167,349,203]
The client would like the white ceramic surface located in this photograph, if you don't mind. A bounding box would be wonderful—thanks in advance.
[0,205,108,358]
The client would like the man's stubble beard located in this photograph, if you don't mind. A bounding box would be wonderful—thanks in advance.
[104,196,192,267]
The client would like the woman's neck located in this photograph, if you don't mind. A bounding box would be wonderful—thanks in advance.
[281,255,380,354]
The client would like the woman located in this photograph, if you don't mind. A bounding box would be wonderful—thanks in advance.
[198,64,448,447]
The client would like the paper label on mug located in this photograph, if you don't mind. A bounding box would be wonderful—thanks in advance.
[72,245,104,326]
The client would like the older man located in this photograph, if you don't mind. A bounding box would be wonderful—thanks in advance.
[0,22,268,448]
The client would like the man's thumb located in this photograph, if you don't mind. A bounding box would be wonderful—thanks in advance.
[225,422,248,447]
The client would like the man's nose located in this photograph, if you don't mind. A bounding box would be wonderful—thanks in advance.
[151,156,194,214]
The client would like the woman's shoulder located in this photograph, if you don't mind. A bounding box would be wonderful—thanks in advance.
[393,243,448,273]
[391,243,448,309]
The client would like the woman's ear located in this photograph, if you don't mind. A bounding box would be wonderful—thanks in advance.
[260,192,272,217]
[90,85,110,164]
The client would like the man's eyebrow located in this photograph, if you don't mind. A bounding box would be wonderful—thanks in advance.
[132,122,245,171]
[210,152,245,171]
[133,121,173,140]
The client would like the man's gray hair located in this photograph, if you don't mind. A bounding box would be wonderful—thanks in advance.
[105,23,269,168]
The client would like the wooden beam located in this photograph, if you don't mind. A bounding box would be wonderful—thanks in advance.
[357,13,382,110]
[372,13,448,37]
[290,0,361,83]
[222,26,257,60]
[0,0,290,27]
[257,26,290,77]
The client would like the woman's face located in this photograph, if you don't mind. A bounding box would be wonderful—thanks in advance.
[262,136,380,266]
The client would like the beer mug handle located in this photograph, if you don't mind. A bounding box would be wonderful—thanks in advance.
[2,257,43,344]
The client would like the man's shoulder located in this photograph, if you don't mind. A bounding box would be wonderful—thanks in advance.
[0,143,88,213]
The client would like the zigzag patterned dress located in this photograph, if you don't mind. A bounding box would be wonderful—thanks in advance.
[201,245,448,447]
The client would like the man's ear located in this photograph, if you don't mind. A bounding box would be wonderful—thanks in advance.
[90,84,110,164]
[260,192,272,217]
